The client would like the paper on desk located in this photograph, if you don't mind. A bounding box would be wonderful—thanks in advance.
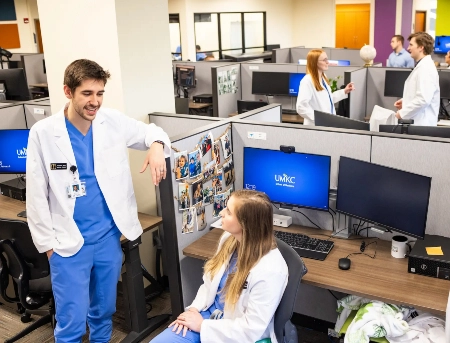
[426,246,444,255]
[370,105,397,132]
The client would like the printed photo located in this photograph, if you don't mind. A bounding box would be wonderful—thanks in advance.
[188,149,202,178]
[196,206,207,231]
[200,132,213,157]
[220,133,232,159]
[203,186,214,205]
[231,67,237,75]
[181,209,195,234]
[223,159,235,187]
[202,160,216,181]
[178,183,190,211]
[174,151,189,180]
[192,180,203,206]
[213,194,224,218]
[227,70,231,81]
[211,172,223,194]
[212,141,221,165]
[223,188,231,208]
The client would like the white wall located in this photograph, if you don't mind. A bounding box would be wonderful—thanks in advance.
[4,0,39,53]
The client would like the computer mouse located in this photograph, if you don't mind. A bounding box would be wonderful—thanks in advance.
[338,258,351,270]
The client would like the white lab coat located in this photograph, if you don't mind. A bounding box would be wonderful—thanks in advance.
[398,55,440,126]
[26,105,171,257]
[187,232,288,343]
[296,74,348,126]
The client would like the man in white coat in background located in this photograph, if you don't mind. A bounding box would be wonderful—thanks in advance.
[394,32,440,126]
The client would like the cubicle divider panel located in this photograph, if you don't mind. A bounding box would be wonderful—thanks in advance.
[231,122,372,229]
[347,68,368,121]
[211,64,242,118]
[366,67,404,116]
[0,104,27,129]
[22,54,47,86]
[325,66,361,90]
[24,103,51,128]
[371,135,450,238]
[240,63,298,110]
[329,48,362,66]
[162,121,234,308]
[291,48,331,64]
[273,48,291,63]
[233,104,282,123]
[149,112,222,138]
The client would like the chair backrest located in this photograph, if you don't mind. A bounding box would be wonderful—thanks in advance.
[175,97,189,114]
[0,218,50,281]
[274,238,307,343]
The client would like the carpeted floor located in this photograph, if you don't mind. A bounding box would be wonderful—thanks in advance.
[0,292,335,343]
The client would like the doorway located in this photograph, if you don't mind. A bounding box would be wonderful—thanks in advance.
[35,19,44,53]
[414,11,426,32]
[336,4,370,49]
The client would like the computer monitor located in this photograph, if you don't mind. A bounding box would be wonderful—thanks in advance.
[243,147,331,211]
[288,73,306,97]
[314,110,370,131]
[175,65,196,88]
[0,129,29,174]
[298,59,307,65]
[237,100,268,114]
[379,125,450,138]
[439,71,450,99]
[336,157,431,239]
[384,70,411,97]
[328,60,351,66]
[252,72,290,96]
[0,68,31,101]
[434,36,450,54]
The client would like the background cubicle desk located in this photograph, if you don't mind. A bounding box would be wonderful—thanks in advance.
[188,101,212,116]
[183,226,448,316]
[0,195,169,342]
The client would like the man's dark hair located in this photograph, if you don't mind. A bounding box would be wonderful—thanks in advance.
[64,59,111,93]
[196,45,201,50]
[393,35,404,45]
[408,32,434,55]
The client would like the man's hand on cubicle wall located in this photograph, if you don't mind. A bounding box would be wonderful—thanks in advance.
[140,142,166,186]
[394,99,403,110]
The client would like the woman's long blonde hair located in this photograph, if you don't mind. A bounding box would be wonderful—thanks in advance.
[203,190,276,311]
[306,49,329,91]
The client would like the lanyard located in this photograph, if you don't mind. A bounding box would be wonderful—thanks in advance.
[322,78,333,115]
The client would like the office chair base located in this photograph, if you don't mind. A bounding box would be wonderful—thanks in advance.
[120,314,170,343]
[5,313,51,343]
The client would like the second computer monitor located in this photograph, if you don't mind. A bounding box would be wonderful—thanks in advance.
[314,110,370,131]
[176,65,196,88]
[0,68,31,101]
[439,70,450,99]
[384,70,411,97]
[379,125,450,139]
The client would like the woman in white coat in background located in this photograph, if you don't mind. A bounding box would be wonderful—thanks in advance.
[296,49,355,125]
[150,190,288,343]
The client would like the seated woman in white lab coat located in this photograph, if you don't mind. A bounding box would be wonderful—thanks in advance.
[296,49,355,125]
[150,190,288,343]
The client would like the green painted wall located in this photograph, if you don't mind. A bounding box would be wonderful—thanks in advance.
[436,0,450,35]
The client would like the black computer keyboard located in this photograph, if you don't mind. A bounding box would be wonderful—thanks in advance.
[274,231,334,261]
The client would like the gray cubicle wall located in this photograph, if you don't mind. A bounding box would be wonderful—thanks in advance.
[371,134,450,238]
[272,48,291,63]
[329,48,362,65]
[346,67,368,121]
[22,54,47,87]
[159,120,233,310]
[233,104,282,123]
[291,48,332,63]
[366,67,406,116]
[211,64,242,118]
[149,112,222,138]
[24,101,52,128]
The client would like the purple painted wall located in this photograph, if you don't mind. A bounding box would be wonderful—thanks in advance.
[401,0,413,48]
[374,0,396,65]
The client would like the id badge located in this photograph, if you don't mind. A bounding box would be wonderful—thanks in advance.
[66,180,86,199]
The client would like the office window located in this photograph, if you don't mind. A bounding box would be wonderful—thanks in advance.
[169,14,182,60]
[194,12,266,59]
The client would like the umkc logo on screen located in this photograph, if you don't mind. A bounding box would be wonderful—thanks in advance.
[245,173,296,190]
[0,147,26,168]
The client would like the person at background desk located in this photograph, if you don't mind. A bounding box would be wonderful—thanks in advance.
[387,35,415,68]
[445,51,450,69]
[196,45,207,61]
[394,32,440,126]
[26,59,171,342]
[296,49,355,126]
[150,190,288,343]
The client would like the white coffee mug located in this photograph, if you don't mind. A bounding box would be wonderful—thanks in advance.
[391,235,411,258]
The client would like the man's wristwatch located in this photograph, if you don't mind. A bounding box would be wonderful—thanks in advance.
[154,140,165,147]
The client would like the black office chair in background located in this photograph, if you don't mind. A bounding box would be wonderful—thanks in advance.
[0,218,55,343]
[273,238,308,343]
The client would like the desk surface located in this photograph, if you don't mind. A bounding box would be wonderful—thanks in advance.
[0,195,162,242]
[189,101,212,109]
[183,226,449,316]
[29,83,49,88]
[282,114,303,124]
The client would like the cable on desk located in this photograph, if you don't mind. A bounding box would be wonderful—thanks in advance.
[346,241,377,259]
[272,203,324,230]
[328,209,335,233]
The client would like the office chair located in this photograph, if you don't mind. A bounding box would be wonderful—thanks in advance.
[0,218,55,343]
[175,97,189,114]
[273,238,308,343]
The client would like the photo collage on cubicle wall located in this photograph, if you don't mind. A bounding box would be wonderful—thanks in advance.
[217,67,238,96]
[174,129,234,234]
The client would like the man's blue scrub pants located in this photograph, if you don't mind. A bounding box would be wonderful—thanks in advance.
[49,233,122,343]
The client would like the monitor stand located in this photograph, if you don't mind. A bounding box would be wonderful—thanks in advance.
[17,210,27,218]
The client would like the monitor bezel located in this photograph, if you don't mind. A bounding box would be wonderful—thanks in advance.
[243,147,331,211]
[0,129,30,174]
[335,157,431,239]
[176,65,196,89]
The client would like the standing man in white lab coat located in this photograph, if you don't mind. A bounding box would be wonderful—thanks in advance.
[26,59,171,342]
[394,32,440,126]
